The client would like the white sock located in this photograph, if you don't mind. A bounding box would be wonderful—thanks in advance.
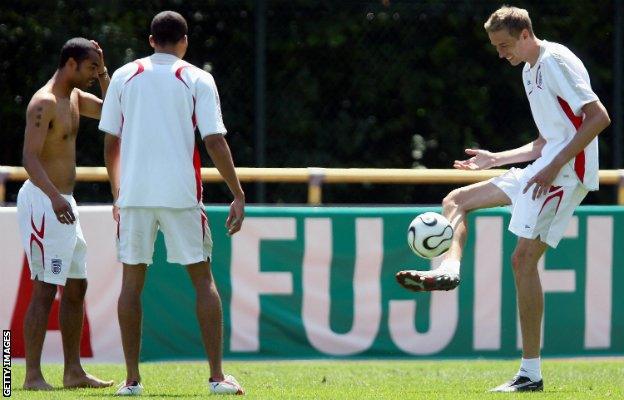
[439,259,460,277]
[518,357,542,381]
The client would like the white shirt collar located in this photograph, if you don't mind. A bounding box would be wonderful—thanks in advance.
[150,52,180,63]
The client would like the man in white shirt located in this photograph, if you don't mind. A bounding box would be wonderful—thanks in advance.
[99,11,244,396]
[396,6,610,392]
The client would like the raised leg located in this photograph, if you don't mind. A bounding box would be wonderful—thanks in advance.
[397,180,510,291]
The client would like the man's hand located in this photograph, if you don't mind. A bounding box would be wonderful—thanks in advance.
[112,205,120,222]
[523,161,561,200]
[453,149,498,170]
[91,40,106,74]
[226,195,245,236]
[51,193,75,224]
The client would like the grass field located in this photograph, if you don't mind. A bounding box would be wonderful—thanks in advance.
[8,359,624,399]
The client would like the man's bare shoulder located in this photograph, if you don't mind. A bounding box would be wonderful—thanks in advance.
[27,89,57,116]
[71,87,86,98]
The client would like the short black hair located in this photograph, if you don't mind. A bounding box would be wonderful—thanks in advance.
[58,37,95,68]
[151,11,188,46]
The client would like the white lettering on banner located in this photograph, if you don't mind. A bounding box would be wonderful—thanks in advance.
[230,218,295,352]
[517,217,578,350]
[0,209,22,334]
[79,206,124,362]
[302,218,383,355]
[388,258,458,355]
[0,206,123,362]
[473,216,504,350]
[584,216,613,348]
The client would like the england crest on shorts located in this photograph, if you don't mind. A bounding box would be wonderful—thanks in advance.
[51,258,62,274]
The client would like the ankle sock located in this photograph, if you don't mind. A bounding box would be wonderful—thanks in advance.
[518,357,542,381]
[440,259,460,277]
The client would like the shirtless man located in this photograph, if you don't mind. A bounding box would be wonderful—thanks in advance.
[17,37,114,390]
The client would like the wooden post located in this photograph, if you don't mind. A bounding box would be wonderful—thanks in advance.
[618,170,624,205]
[307,168,325,205]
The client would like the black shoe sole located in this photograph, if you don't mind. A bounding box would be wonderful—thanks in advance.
[489,378,544,392]
[395,271,460,292]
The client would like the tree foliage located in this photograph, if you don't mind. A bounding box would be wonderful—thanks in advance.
[0,0,617,204]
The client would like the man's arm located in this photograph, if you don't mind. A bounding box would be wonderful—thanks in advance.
[203,134,245,235]
[550,100,610,168]
[523,100,610,199]
[77,40,109,119]
[454,136,545,170]
[104,133,121,219]
[22,97,75,224]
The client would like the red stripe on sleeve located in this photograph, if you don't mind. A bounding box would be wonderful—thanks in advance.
[193,146,202,203]
[125,61,145,84]
[557,96,585,182]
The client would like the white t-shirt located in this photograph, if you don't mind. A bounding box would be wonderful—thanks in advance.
[522,40,599,190]
[99,53,227,208]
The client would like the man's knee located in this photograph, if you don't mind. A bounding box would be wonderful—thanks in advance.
[443,188,467,214]
[120,280,144,298]
[511,247,541,277]
[187,261,214,289]
[62,279,87,304]
[120,265,147,297]
[31,280,58,303]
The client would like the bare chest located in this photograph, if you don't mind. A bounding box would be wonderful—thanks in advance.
[50,95,80,141]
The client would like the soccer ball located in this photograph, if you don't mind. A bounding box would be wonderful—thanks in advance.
[407,212,454,259]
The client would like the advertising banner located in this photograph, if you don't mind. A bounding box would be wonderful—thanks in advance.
[1,206,622,362]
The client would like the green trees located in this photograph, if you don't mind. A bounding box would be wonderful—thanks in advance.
[0,1,616,204]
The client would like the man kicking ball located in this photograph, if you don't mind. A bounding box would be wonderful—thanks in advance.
[396,5,610,393]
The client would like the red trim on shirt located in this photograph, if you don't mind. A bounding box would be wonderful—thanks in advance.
[192,96,197,129]
[176,67,197,130]
[175,66,191,89]
[193,145,202,203]
[125,61,145,84]
[574,151,586,182]
[557,96,585,182]
[538,187,564,216]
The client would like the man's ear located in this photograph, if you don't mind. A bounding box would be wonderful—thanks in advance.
[66,57,77,70]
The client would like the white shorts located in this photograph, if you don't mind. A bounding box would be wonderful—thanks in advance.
[117,206,213,265]
[491,167,588,248]
[16,180,87,286]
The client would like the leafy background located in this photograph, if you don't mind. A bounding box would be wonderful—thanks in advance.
[0,0,617,204]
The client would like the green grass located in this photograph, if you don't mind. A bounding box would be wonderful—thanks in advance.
[8,359,624,399]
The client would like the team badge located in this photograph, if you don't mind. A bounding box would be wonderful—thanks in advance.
[51,258,62,274]
[536,64,543,89]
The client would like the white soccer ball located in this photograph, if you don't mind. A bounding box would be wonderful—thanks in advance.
[407,212,454,259]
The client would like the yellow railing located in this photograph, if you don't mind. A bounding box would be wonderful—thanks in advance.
[1,166,624,205]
